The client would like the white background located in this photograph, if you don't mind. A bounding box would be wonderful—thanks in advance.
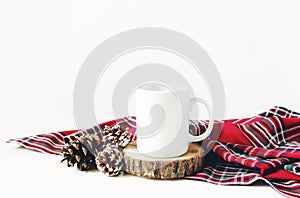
[0,0,299,197]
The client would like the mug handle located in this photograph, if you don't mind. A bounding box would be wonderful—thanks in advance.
[189,97,213,142]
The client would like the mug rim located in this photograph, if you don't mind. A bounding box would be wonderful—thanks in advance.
[137,82,189,94]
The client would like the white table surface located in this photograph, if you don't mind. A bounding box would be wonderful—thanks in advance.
[1,134,282,198]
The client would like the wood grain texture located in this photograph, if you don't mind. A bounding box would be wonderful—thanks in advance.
[124,141,203,179]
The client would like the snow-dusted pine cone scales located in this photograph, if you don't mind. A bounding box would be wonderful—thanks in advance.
[95,145,125,176]
[103,124,131,148]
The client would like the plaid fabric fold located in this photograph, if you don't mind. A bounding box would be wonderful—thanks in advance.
[285,162,300,176]
[7,106,300,198]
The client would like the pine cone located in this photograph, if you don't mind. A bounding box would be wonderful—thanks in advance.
[61,135,97,171]
[96,145,125,176]
[61,123,131,173]
[77,133,104,156]
[103,124,131,147]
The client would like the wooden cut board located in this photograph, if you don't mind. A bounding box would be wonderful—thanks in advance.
[124,142,204,179]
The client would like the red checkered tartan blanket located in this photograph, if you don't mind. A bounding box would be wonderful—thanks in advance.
[7,106,300,197]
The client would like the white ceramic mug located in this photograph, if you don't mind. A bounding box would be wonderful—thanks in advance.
[135,83,213,158]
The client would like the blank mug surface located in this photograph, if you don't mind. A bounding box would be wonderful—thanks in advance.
[135,83,214,158]
[136,84,188,158]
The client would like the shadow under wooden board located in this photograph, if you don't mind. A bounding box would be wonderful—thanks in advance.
[124,141,204,179]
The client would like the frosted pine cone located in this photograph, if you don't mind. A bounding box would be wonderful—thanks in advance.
[95,145,125,176]
[103,124,131,147]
